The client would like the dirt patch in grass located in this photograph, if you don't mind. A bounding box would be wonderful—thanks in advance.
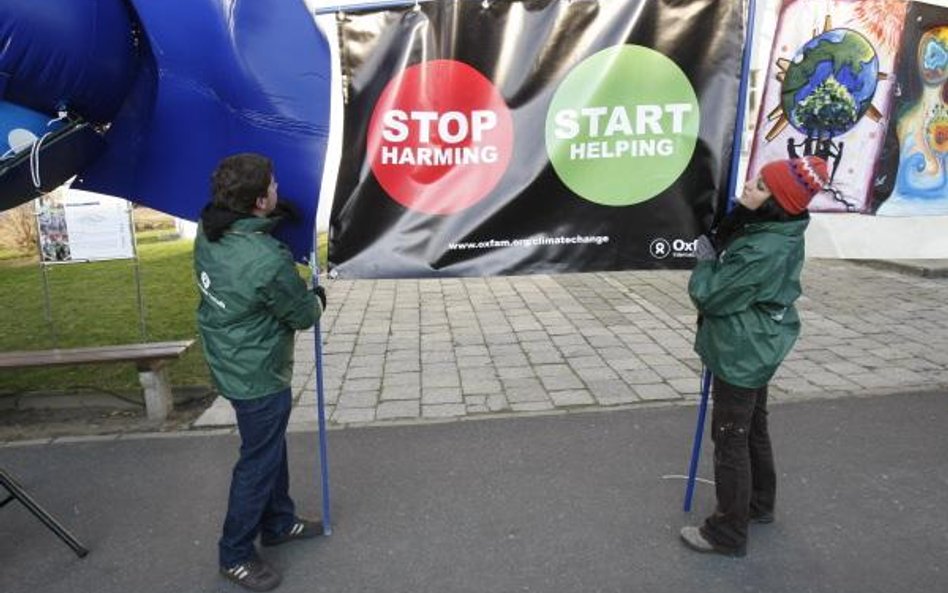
[0,391,218,443]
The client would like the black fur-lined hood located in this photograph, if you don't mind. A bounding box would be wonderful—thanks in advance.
[198,200,299,241]
[199,203,252,242]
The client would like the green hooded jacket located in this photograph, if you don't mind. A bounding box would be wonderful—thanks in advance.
[688,219,808,389]
[194,215,320,400]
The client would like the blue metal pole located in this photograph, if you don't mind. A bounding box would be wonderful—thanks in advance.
[683,0,757,513]
[684,368,712,512]
[310,253,333,535]
[313,0,432,15]
[726,0,759,205]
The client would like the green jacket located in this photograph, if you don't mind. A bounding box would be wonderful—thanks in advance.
[194,216,320,399]
[688,219,808,388]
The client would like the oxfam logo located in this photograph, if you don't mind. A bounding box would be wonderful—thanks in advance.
[545,45,700,206]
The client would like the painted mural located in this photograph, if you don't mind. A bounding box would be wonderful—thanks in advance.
[873,3,948,216]
[748,0,906,213]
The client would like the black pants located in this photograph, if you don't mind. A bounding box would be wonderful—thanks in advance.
[700,377,776,553]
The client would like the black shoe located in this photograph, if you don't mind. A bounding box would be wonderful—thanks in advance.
[750,511,774,524]
[679,526,746,558]
[220,558,281,592]
[261,518,323,547]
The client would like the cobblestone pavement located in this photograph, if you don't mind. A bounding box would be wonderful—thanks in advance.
[194,260,948,428]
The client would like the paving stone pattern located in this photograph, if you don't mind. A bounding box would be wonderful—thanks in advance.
[194,261,948,428]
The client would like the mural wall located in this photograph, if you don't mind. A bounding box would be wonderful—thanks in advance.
[748,0,947,218]
[873,2,948,215]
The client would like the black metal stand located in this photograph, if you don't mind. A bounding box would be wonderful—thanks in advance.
[0,468,89,558]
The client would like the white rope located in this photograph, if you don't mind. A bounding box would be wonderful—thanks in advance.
[29,131,52,189]
[661,474,715,486]
[29,112,68,190]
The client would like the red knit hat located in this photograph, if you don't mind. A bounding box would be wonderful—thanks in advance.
[759,156,829,215]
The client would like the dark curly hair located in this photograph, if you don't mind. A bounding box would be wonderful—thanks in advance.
[210,153,273,213]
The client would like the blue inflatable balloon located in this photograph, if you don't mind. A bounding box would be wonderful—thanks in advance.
[0,0,332,260]
[0,0,138,208]
[0,0,140,123]
[0,102,65,158]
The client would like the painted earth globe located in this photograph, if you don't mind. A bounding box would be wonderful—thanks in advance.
[781,28,879,137]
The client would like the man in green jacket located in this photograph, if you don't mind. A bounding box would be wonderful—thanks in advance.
[194,153,326,591]
[680,156,829,558]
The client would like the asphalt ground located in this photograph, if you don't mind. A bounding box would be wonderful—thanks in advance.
[2,390,946,593]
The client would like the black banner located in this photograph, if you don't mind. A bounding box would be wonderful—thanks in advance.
[329,0,745,277]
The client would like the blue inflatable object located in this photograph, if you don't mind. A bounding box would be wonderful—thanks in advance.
[0,100,105,204]
[0,0,332,260]
[0,0,138,208]
[0,0,140,123]
[0,102,65,158]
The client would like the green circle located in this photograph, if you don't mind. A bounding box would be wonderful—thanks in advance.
[545,45,700,206]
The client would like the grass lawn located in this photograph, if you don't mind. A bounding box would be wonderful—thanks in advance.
[0,247,24,262]
[0,233,327,398]
[0,240,207,396]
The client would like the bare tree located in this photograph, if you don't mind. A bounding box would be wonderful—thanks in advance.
[0,200,39,254]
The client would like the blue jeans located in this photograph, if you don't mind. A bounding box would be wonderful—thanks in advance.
[219,388,296,567]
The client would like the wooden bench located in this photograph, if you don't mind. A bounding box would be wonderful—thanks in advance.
[0,340,195,421]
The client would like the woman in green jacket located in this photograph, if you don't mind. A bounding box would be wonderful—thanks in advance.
[680,156,830,557]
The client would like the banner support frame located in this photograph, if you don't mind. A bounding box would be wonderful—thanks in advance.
[309,242,333,536]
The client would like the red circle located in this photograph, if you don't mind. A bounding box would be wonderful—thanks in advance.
[368,60,514,215]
